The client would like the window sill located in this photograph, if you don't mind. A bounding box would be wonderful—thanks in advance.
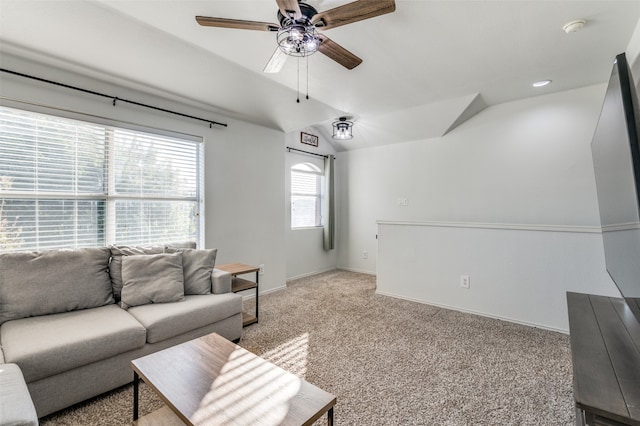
[291,226,324,231]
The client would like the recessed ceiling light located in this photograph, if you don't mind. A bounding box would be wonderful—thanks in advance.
[533,80,552,88]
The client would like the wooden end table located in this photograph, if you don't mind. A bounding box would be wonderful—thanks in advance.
[132,333,336,426]
[217,263,260,327]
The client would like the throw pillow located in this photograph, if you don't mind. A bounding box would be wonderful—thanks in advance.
[109,245,164,300]
[164,247,217,295]
[120,253,185,309]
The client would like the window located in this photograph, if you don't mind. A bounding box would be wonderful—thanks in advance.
[291,162,322,228]
[0,106,203,252]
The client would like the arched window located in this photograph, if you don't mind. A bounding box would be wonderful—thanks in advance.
[291,162,322,228]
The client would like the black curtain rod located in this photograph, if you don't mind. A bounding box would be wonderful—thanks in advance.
[0,68,227,128]
[286,146,334,159]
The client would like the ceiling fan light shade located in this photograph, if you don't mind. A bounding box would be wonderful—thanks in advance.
[277,25,320,56]
[332,117,353,140]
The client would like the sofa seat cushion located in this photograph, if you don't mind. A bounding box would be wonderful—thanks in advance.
[0,305,147,383]
[127,294,242,344]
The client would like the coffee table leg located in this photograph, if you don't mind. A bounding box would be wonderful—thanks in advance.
[133,372,139,421]
[327,407,334,426]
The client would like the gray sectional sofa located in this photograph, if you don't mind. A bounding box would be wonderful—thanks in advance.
[0,244,243,418]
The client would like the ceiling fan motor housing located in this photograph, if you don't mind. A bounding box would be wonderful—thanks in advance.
[277,2,318,27]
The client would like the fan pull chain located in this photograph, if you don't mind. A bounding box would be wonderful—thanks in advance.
[306,55,309,100]
[296,57,300,103]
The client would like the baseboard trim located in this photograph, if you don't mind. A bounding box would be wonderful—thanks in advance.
[241,285,287,301]
[375,290,569,334]
[286,267,338,281]
[336,267,376,275]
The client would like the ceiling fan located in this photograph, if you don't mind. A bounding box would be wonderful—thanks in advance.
[196,0,396,73]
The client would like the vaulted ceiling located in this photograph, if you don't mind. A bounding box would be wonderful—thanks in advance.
[1,1,640,150]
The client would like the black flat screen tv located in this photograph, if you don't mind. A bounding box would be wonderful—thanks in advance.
[591,52,640,323]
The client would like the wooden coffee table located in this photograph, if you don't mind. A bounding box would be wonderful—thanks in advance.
[131,333,336,425]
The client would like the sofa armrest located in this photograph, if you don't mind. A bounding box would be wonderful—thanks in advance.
[211,269,232,294]
[0,364,38,426]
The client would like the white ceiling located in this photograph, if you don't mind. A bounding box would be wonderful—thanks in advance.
[1,0,640,151]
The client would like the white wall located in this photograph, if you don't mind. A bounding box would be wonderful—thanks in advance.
[627,16,640,86]
[377,222,616,332]
[205,115,286,294]
[285,130,338,280]
[0,54,288,294]
[338,84,621,331]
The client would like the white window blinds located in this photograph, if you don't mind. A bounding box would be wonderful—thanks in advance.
[291,162,322,228]
[0,106,203,252]
[108,128,201,245]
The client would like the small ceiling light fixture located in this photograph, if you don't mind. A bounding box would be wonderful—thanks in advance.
[332,117,354,140]
[533,80,552,88]
[563,19,586,34]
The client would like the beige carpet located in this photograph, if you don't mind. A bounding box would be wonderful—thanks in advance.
[41,270,574,425]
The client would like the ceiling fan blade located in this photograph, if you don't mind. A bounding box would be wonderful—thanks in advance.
[264,48,288,73]
[317,34,362,70]
[275,0,302,20]
[313,0,395,30]
[196,16,279,32]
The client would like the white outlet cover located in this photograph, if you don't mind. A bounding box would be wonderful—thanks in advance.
[460,275,470,289]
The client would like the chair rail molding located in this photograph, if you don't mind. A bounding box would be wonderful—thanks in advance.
[376,220,601,234]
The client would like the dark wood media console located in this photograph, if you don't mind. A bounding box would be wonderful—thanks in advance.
[567,292,640,425]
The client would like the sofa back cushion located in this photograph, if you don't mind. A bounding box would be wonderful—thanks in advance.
[120,253,185,309]
[0,248,114,324]
[165,247,217,295]
[164,241,197,250]
[109,245,164,299]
